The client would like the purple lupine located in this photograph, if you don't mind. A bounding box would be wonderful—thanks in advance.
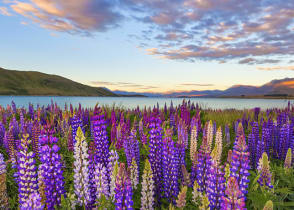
[148,113,163,204]
[221,177,246,210]
[0,122,5,146]
[230,133,250,198]
[88,141,97,208]
[254,107,260,122]
[91,109,111,194]
[39,136,65,209]
[196,136,213,193]
[20,192,44,210]
[124,128,140,177]
[95,163,110,201]
[257,153,273,189]
[162,128,179,203]
[71,115,83,145]
[32,121,40,158]
[279,124,290,160]
[17,134,38,206]
[114,163,134,210]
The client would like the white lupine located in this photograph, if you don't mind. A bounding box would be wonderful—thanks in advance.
[73,127,90,206]
[94,163,109,200]
[141,159,154,210]
[214,127,223,164]
[110,162,119,198]
[190,125,198,162]
[130,158,139,190]
[207,121,213,152]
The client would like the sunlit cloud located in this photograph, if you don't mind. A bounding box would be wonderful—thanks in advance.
[90,81,158,90]
[257,66,294,71]
[0,7,12,16]
[178,83,214,87]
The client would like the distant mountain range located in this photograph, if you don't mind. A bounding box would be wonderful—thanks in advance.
[0,67,116,96]
[114,78,294,98]
[1,67,293,98]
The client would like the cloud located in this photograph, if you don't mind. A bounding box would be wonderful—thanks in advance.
[3,0,294,64]
[6,0,122,35]
[257,66,294,71]
[239,58,281,64]
[90,81,158,89]
[0,7,12,16]
[178,83,214,86]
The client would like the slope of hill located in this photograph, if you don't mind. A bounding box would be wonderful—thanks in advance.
[0,67,117,96]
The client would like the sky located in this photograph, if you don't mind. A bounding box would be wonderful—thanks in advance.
[0,0,294,93]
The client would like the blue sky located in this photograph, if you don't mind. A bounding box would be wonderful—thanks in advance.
[0,0,294,93]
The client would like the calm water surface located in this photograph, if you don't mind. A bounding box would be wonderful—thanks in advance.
[0,96,292,110]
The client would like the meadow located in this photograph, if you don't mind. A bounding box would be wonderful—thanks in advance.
[0,100,293,210]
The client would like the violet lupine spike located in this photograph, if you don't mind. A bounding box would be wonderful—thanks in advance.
[207,162,226,209]
[0,122,5,147]
[20,192,44,210]
[111,123,117,144]
[71,115,83,145]
[221,177,246,210]
[196,136,213,193]
[256,138,265,168]
[124,128,140,175]
[32,122,40,158]
[162,128,179,202]
[279,124,290,160]
[39,136,65,210]
[257,153,273,189]
[91,111,111,194]
[114,163,134,210]
[230,134,250,198]
[73,127,90,206]
[94,163,110,201]
[88,141,97,208]
[17,134,38,206]
[148,113,163,205]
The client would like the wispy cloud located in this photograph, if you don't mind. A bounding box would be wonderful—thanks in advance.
[177,83,214,87]
[6,0,122,35]
[90,81,158,90]
[0,7,12,16]
[257,66,294,71]
[239,58,281,64]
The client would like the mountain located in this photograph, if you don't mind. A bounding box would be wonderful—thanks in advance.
[0,67,117,96]
[114,78,294,97]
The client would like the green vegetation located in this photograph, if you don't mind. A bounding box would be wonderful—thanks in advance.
[0,67,117,96]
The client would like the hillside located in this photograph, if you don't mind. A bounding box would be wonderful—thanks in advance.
[0,67,117,96]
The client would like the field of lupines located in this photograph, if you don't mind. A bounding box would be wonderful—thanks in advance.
[0,100,293,210]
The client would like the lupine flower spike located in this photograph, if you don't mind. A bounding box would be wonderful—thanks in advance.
[0,153,9,209]
[257,152,273,189]
[284,148,292,173]
[141,159,155,210]
[176,186,187,209]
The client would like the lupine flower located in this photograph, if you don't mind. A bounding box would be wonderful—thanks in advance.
[88,141,96,207]
[124,128,140,177]
[200,193,210,210]
[110,162,119,199]
[20,192,44,210]
[221,177,246,210]
[32,122,40,158]
[207,121,213,152]
[17,134,38,206]
[196,136,212,192]
[71,115,83,145]
[73,127,90,206]
[67,126,74,152]
[0,153,9,209]
[148,114,163,204]
[284,148,292,171]
[94,163,110,201]
[230,132,250,198]
[141,159,155,210]
[130,158,139,190]
[263,200,273,210]
[257,153,273,189]
[162,128,179,202]
[114,163,134,210]
[181,164,190,187]
[39,136,65,209]
[176,186,187,209]
[37,167,46,206]
[212,126,223,164]
[190,125,198,162]
[192,180,201,205]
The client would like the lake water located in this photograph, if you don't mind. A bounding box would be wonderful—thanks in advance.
[0,96,292,110]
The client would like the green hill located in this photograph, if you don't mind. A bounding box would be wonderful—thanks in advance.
[0,67,117,96]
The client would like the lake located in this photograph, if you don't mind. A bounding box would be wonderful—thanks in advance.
[0,96,292,110]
